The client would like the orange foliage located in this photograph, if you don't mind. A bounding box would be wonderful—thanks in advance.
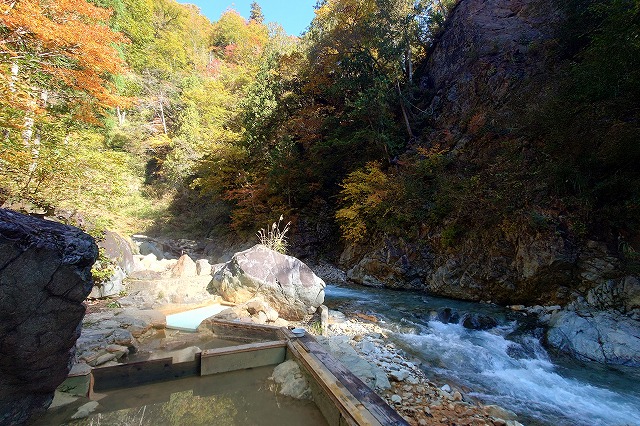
[0,0,130,121]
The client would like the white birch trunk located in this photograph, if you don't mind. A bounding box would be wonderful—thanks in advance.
[116,106,126,126]
[159,99,167,134]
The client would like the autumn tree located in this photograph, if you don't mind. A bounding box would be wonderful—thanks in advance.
[250,2,264,24]
[0,0,129,205]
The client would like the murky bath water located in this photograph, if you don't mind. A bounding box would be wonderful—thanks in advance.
[45,366,328,426]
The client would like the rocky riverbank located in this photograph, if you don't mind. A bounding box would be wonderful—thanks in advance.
[75,297,523,426]
[64,236,522,425]
[303,313,524,426]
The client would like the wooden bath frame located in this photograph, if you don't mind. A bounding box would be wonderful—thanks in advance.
[72,319,408,426]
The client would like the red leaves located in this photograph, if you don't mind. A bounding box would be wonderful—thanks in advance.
[1,0,131,122]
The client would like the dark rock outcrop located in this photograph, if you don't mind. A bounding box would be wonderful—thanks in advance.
[209,244,325,320]
[0,209,97,425]
[337,0,640,366]
[421,0,562,136]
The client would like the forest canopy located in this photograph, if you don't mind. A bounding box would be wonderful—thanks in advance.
[0,0,637,264]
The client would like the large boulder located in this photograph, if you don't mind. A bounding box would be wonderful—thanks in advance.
[0,209,97,425]
[98,230,135,274]
[171,254,198,278]
[209,245,325,320]
[547,310,640,366]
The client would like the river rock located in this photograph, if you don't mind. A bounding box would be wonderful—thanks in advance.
[461,313,498,330]
[195,259,212,276]
[99,230,135,274]
[89,265,126,298]
[317,335,391,390]
[116,308,166,337]
[76,307,167,366]
[389,369,410,382]
[311,261,348,284]
[436,307,460,324]
[0,209,97,425]
[547,310,640,366]
[138,240,165,260]
[171,254,198,278]
[209,245,325,320]
[484,404,518,421]
[271,360,311,399]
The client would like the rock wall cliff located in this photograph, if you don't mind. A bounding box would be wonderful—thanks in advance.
[340,0,637,308]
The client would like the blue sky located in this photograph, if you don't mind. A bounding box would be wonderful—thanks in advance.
[178,1,318,36]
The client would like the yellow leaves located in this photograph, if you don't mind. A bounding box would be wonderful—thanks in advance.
[313,0,377,31]
[336,161,398,242]
[339,161,390,207]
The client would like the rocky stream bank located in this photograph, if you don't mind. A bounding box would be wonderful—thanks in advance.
[17,227,633,425]
[52,235,526,426]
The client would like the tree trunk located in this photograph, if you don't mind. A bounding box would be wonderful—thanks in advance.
[397,82,415,140]
[116,106,126,126]
[22,129,41,195]
[159,99,167,134]
[406,46,413,82]
[22,116,34,145]
[10,62,18,92]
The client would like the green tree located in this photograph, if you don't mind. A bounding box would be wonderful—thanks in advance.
[250,2,265,24]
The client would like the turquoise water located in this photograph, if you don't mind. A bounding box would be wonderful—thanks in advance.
[166,304,229,331]
[325,284,640,426]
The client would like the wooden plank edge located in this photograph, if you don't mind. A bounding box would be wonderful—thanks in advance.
[201,340,288,357]
[288,340,382,426]
[299,337,406,424]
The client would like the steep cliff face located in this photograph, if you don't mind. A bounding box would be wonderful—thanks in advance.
[0,209,97,425]
[341,0,638,310]
[421,0,562,138]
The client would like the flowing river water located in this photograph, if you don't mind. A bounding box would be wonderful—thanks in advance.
[324,284,640,426]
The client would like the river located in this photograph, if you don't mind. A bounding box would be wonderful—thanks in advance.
[324,284,640,426]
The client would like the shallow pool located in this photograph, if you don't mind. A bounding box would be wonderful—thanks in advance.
[45,366,328,426]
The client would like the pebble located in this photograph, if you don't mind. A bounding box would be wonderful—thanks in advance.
[441,384,452,392]
[391,394,402,404]
[360,340,375,354]
[93,352,116,366]
[389,369,410,381]
[71,401,99,419]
